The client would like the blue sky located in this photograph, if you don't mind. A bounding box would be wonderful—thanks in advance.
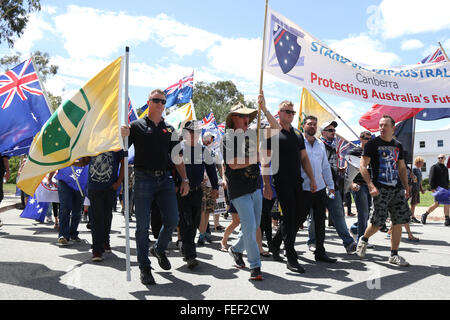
[1,0,449,140]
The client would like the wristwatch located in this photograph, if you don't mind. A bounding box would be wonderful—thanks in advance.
[182,178,189,183]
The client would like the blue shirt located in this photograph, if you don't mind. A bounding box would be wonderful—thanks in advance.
[301,136,334,192]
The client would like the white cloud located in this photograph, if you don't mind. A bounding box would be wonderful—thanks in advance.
[401,39,424,51]
[327,34,400,67]
[367,0,450,39]
[13,12,54,54]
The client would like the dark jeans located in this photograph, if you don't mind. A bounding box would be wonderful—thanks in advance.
[303,188,327,256]
[134,171,179,268]
[88,188,115,254]
[58,180,83,240]
[151,200,162,239]
[177,188,203,260]
[261,197,276,244]
[272,179,305,264]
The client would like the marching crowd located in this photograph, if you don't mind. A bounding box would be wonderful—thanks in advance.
[1,88,449,285]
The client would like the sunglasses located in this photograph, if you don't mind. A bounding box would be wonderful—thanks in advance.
[150,98,166,105]
[324,128,336,132]
[235,114,250,119]
[360,136,371,140]
[438,157,445,159]
[280,109,296,115]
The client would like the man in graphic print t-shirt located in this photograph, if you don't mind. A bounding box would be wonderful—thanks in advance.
[356,114,412,267]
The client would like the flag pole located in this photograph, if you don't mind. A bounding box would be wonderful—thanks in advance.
[30,55,55,115]
[121,47,131,282]
[69,166,84,197]
[438,42,450,61]
[310,89,360,140]
[257,0,269,147]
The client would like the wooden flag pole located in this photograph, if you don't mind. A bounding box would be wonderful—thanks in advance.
[257,0,269,147]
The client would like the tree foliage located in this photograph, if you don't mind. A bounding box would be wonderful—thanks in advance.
[192,80,256,123]
[0,0,41,47]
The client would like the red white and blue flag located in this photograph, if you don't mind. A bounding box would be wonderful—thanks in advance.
[0,58,51,155]
[127,97,138,123]
[200,112,217,128]
[419,48,445,64]
[163,72,194,108]
[336,135,356,167]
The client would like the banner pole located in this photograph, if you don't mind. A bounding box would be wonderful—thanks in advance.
[310,89,360,140]
[123,46,131,282]
[69,166,84,197]
[438,42,449,62]
[257,0,269,147]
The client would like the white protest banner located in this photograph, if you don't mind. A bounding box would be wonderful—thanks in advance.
[263,7,450,108]
[35,174,59,203]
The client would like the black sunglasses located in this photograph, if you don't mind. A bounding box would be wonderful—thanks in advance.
[438,157,445,159]
[280,109,296,115]
[360,136,371,140]
[150,98,166,105]
[324,128,336,132]
[236,114,250,118]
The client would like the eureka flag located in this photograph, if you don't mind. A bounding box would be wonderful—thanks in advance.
[17,57,123,196]
[0,58,52,154]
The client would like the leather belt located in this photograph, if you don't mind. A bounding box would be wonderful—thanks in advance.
[135,169,166,177]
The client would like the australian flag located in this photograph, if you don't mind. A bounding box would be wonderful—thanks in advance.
[56,165,89,194]
[127,97,138,123]
[20,195,49,223]
[163,72,194,108]
[0,58,52,155]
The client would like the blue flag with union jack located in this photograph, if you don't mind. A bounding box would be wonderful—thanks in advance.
[0,58,51,155]
[163,72,194,108]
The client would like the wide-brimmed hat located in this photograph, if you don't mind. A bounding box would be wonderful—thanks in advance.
[225,103,258,128]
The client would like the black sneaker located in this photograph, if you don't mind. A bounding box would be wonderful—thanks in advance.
[421,213,428,225]
[249,267,263,281]
[228,247,245,268]
[410,217,421,224]
[150,246,171,270]
[445,218,450,226]
[186,257,199,269]
[140,266,155,285]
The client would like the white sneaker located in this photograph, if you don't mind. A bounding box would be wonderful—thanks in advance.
[308,244,316,252]
[388,255,410,266]
[356,238,368,258]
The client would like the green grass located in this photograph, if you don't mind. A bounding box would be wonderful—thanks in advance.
[417,191,435,207]
[3,183,17,194]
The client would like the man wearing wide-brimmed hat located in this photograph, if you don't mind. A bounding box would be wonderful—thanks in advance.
[222,94,279,281]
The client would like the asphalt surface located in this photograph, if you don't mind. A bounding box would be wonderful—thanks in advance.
[1,193,449,301]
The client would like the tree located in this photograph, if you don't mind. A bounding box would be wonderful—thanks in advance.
[192,80,256,123]
[1,0,41,47]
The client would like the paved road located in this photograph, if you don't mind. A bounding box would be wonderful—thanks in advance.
[1,193,449,301]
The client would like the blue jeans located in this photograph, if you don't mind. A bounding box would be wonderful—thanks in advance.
[231,189,262,269]
[308,190,354,248]
[58,180,83,240]
[133,171,179,268]
[352,184,371,241]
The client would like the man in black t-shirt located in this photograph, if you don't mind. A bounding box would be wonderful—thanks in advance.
[121,89,189,285]
[265,98,316,273]
[356,115,411,267]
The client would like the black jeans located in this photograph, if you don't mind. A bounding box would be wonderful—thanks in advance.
[151,200,162,239]
[177,188,203,260]
[272,179,305,264]
[261,197,276,245]
[88,188,115,254]
[302,189,327,256]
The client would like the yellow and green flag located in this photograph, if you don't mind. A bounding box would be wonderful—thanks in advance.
[165,101,196,130]
[298,88,335,135]
[17,56,123,196]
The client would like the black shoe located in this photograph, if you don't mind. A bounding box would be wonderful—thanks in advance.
[445,218,450,226]
[268,243,284,262]
[421,213,428,225]
[287,262,305,273]
[228,247,245,268]
[186,258,199,269]
[140,266,155,285]
[249,267,263,281]
[380,224,389,233]
[150,246,171,270]
[315,254,337,263]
